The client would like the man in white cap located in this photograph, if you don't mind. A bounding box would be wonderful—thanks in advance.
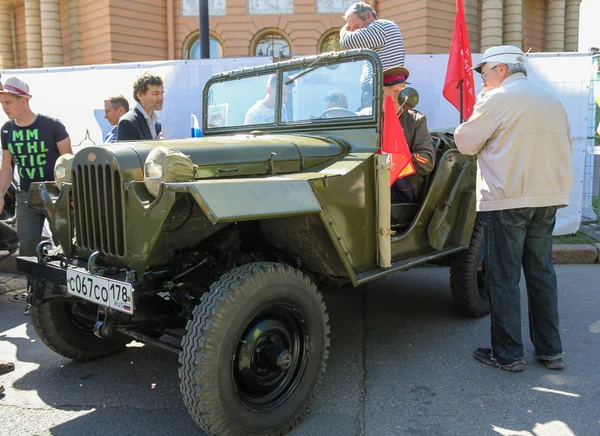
[454,46,572,372]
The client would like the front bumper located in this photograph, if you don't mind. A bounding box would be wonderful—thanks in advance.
[17,255,72,285]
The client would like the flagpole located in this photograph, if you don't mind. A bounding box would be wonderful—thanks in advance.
[457,79,464,123]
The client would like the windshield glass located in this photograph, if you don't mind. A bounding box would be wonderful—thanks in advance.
[205,58,375,129]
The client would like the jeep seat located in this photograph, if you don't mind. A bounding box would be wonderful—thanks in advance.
[391,203,420,228]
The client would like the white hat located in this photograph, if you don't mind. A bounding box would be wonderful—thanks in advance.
[473,45,525,73]
[0,77,32,99]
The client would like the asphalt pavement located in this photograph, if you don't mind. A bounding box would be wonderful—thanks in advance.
[1,264,599,436]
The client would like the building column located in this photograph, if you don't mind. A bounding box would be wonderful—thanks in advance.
[465,0,480,52]
[40,0,64,66]
[481,0,503,51]
[24,0,43,68]
[546,0,566,52]
[0,2,15,69]
[564,0,581,52]
[67,0,81,65]
[503,0,522,48]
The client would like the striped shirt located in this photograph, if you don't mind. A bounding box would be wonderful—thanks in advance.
[340,19,405,84]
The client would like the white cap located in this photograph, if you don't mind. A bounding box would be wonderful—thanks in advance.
[473,45,525,73]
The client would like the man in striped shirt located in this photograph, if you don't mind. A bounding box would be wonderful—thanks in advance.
[339,2,405,88]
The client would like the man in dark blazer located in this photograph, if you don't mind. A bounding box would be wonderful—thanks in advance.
[117,72,164,141]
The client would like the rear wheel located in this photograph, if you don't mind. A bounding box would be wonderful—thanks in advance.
[449,216,490,318]
[179,262,330,436]
[30,282,129,361]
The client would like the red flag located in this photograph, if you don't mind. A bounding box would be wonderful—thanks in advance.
[443,0,476,121]
[381,96,415,186]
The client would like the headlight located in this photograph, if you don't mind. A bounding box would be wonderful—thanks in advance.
[54,153,74,188]
[144,162,163,180]
[144,147,196,197]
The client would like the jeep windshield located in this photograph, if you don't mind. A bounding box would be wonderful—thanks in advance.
[204,56,377,130]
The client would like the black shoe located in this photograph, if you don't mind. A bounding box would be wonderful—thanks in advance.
[538,357,565,370]
[474,348,525,372]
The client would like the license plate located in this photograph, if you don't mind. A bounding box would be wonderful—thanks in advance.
[66,269,134,315]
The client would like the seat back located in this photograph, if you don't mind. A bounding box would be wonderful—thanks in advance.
[390,203,420,229]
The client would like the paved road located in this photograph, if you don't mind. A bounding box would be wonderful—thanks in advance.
[1,264,599,436]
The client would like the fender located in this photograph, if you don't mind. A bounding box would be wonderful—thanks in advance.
[164,177,322,225]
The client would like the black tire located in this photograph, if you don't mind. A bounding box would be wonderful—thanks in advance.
[30,283,129,362]
[179,262,330,436]
[449,216,491,318]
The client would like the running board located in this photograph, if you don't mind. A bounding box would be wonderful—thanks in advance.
[354,246,465,285]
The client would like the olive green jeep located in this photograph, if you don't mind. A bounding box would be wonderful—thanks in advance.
[18,50,488,436]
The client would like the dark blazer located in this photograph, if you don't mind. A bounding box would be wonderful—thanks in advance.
[116,108,162,141]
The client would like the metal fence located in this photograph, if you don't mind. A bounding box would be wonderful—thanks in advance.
[581,56,599,228]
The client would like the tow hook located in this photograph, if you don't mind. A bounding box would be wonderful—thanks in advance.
[94,308,117,338]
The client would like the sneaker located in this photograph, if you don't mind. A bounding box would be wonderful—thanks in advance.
[0,361,15,376]
[23,305,30,316]
[474,348,525,372]
[538,357,565,370]
[0,383,4,396]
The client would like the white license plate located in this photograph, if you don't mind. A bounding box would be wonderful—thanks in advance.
[66,269,134,315]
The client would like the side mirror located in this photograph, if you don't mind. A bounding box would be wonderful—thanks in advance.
[397,87,419,110]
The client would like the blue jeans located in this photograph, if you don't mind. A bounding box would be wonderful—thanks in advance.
[481,207,562,364]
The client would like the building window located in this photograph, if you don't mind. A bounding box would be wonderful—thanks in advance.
[184,32,224,59]
[320,30,342,53]
[253,31,292,61]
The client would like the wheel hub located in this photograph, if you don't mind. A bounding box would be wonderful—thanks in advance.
[233,304,309,412]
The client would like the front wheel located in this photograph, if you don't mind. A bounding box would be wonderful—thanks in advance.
[30,282,130,361]
[179,262,330,436]
[449,216,491,318]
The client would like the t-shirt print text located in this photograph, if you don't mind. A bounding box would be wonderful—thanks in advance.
[8,128,50,179]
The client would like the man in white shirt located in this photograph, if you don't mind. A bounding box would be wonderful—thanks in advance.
[244,74,291,125]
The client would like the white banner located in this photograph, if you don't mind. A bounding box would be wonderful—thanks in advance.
[405,52,593,235]
[1,53,593,235]
[0,57,270,146]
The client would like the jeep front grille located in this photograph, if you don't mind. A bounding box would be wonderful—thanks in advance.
[72,164,125,256]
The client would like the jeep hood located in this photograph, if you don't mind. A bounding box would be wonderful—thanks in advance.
[96,134,349,182]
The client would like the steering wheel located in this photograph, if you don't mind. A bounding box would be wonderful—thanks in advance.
[317,108,358,119]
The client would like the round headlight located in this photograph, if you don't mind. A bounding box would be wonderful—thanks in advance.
[144,162,164,180]
[54,153,74,188]
[144,147,196,197]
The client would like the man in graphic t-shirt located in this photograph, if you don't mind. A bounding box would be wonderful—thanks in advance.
[0,77,72,256]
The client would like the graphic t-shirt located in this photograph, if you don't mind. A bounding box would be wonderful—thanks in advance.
[1,115,68,191]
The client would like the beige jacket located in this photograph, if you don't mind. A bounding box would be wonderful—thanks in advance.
[454,73,573,212]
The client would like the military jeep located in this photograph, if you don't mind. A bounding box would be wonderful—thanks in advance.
[18,50,488,436]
